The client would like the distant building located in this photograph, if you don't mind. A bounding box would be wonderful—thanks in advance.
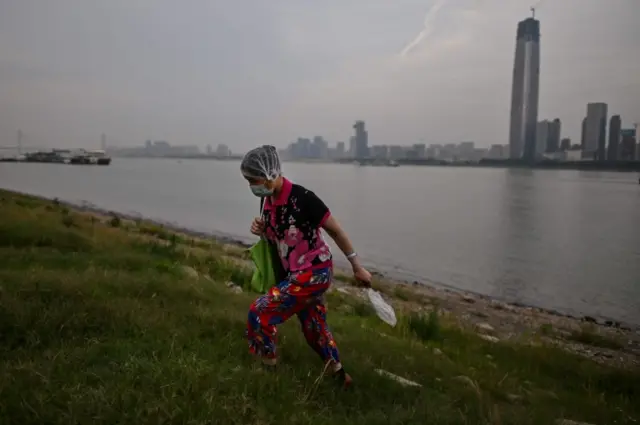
[349,136,356,158]
[310,136,329,159]
[389,146,405,160]
[458,142,475,160]
[353,121,369,159]
[216,144,230,157]
[536,120,550,156]
[560,138,571,151]
[206,144,213,155]
[101,134,107,151]
[607,115,621,161]
[371,145,389,159]
[583,102,608,160]
[412,144,426,158]
[620,129,637,160]
[580,117,587,149]
[508,16,540,161]
[110,140,200,157]
[547,118,561,153]
[487,144,504,159]
[336,142,345,158]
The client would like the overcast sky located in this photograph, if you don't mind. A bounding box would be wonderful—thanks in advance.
[1,0,638,152]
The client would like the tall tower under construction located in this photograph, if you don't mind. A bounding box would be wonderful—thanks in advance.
[508,11,541,162]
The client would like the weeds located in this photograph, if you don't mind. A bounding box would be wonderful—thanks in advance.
[109,214,121,228]
[0,189,638,425]
[408,310,442,342]
[569,326,624,350]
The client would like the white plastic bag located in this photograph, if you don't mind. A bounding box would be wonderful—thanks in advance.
[366,288,397,327]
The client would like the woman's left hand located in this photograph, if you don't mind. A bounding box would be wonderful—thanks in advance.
[353,266,372,288]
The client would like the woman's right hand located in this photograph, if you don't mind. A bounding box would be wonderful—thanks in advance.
[250,217,265,236]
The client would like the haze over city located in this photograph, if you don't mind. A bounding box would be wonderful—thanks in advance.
[1,0,638,152]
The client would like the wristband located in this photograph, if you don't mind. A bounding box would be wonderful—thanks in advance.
[346,252,357,259]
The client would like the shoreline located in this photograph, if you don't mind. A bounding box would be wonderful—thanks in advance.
[26,190,640,329]
[6,187,638,330]
[3,188,639,369]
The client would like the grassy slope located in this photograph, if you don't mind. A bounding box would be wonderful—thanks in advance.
[0,189,638,425]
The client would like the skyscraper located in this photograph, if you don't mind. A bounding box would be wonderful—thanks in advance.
[620,129,636,160]
[547,118,561,153]
[353,120,368,159]
[508,15,541,162]
[583,102,608,160]
[607,115,621,161]
[535,120,550,156]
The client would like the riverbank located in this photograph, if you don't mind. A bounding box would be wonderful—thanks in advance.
[1,189,639,424]
[5,188,640,367]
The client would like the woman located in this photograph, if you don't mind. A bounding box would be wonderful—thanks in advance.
[241,145,372,388]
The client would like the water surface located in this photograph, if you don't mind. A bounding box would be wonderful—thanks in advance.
[2,159,639,324]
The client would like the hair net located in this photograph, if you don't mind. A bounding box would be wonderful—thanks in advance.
[240,145,282,180]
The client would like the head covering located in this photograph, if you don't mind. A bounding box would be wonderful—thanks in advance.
[240,145,282,180]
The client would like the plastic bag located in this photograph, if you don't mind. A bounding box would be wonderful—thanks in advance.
[366,288,397,327]
[249,238,278,293]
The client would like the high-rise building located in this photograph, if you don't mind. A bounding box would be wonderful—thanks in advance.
[583,102,608,160]
[349,136,356,158]
[536,120,550,156]
[336,142,345,158]
[547,118,561,153]
[620,129,637,160]
[607,115,621,161]
[508,15,540,161]
[353,121,368,159]
[311,136,329,159]
[560,138,571,151]
[580,117,587,148]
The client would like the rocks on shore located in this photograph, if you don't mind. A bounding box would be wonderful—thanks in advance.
[479,335,499,343]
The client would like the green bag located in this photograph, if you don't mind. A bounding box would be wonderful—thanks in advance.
[249,238,278,293]
[248,198,286,293]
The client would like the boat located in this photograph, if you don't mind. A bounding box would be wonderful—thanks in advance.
[86,149,112,165]
[70,149,111,165]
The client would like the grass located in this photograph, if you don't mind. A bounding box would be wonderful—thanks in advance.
[568,326,625,351]
[407,310,442,342]
[0,189,639,425]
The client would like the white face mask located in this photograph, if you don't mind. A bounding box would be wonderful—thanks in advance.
[250,184,273,197]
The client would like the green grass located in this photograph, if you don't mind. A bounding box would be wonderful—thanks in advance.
[568,326,625,351]
[0,189,639,425]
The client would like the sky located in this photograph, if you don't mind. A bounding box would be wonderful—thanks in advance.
[0,0,638,152]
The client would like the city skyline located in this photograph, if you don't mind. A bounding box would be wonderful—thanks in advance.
[1,1,638,152]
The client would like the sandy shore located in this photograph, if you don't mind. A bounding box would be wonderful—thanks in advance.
[9,189,640,369]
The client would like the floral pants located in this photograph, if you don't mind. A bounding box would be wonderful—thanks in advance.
[246,267,340,364]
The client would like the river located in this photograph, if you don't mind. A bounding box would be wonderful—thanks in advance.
[2,158,639,325]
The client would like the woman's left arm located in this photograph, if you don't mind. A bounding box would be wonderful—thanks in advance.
[322,215,372,286]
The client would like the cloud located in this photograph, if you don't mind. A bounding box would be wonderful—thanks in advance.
[400,0,451,57]
[0,0,638,150]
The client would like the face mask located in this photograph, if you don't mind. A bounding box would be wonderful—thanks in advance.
[250,184,273,198]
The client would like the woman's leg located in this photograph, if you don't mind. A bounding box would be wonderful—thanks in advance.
[246,283,298,363]
[297,302,341,366]
[246,268,334,365]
